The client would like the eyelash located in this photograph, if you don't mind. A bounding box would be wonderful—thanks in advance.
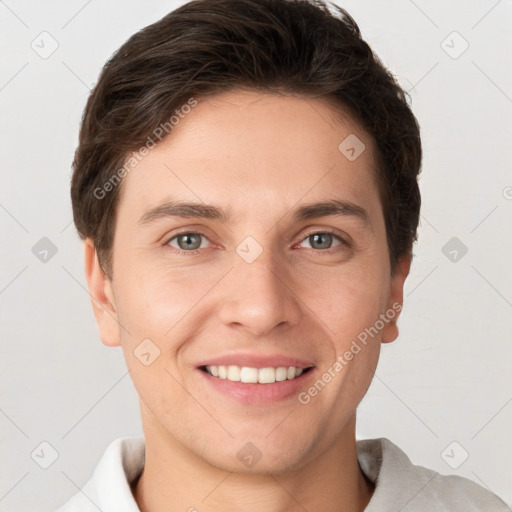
[164,229,350,255]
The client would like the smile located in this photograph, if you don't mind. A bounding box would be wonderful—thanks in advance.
[202,365,313,384]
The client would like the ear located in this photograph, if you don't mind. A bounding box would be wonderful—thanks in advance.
[381,253,412,344]
[83,238,121,347]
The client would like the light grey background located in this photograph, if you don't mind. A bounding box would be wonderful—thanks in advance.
[1,1,511,510]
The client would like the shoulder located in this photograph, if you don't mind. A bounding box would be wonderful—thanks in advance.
[357,437,510,512]
[55,437,145,512]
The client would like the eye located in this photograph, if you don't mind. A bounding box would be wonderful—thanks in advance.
[298,231,345,251]
[166,232,210,252]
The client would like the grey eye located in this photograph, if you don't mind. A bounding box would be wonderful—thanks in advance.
[300,232,342,250]
[168,233,206,251]
[310,233,332,249]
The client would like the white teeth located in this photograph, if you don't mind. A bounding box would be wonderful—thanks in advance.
[204,365,308,384]
[258,367,275,384]
[227,365,241,381]
[240,367,258,383]
[275,367,287,381]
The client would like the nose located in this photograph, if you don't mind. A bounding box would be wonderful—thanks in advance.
[217,248,302,337]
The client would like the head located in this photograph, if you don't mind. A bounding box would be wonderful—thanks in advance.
[72,0,421,473]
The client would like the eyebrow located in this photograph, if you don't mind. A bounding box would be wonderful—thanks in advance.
[138,201,229,225]
[294,199,369,225]
[137,198,369,226]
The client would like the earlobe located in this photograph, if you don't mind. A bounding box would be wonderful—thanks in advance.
[381,253,412,344]
[83,239,121,347]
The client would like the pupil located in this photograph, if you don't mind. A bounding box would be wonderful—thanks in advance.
[311,233,331,249]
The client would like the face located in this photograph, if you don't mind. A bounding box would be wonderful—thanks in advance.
[86,89,409,474]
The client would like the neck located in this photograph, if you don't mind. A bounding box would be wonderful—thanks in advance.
[132,412,374,512]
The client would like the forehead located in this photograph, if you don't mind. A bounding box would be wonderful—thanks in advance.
[117,89,382,225]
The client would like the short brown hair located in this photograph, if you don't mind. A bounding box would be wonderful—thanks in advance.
[71,0,422,278]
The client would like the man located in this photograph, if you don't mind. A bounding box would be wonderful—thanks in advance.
[57,0,510,510]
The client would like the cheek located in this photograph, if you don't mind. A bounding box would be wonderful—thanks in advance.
[113,270,205,415]
[295,263,390,347]
[114,263,220,354]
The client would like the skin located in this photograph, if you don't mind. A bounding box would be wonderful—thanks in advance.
[84,89,411,512]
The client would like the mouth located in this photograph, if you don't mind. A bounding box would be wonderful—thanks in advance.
[195,353,316,404]
[198,363,316,404]
[200,364,314,384]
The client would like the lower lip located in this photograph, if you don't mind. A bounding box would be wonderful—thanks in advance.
[198,368,315,405]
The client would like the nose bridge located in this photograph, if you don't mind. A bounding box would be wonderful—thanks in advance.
[218,241,301,335]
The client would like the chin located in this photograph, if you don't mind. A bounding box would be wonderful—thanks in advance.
[195,426,319,475]
[210,446,313,475]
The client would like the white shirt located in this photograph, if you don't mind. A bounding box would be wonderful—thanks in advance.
[56,436,510,511]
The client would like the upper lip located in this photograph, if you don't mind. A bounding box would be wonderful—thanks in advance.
[196,353,315,369]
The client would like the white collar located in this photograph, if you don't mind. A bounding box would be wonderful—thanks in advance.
[57,436,509,511]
